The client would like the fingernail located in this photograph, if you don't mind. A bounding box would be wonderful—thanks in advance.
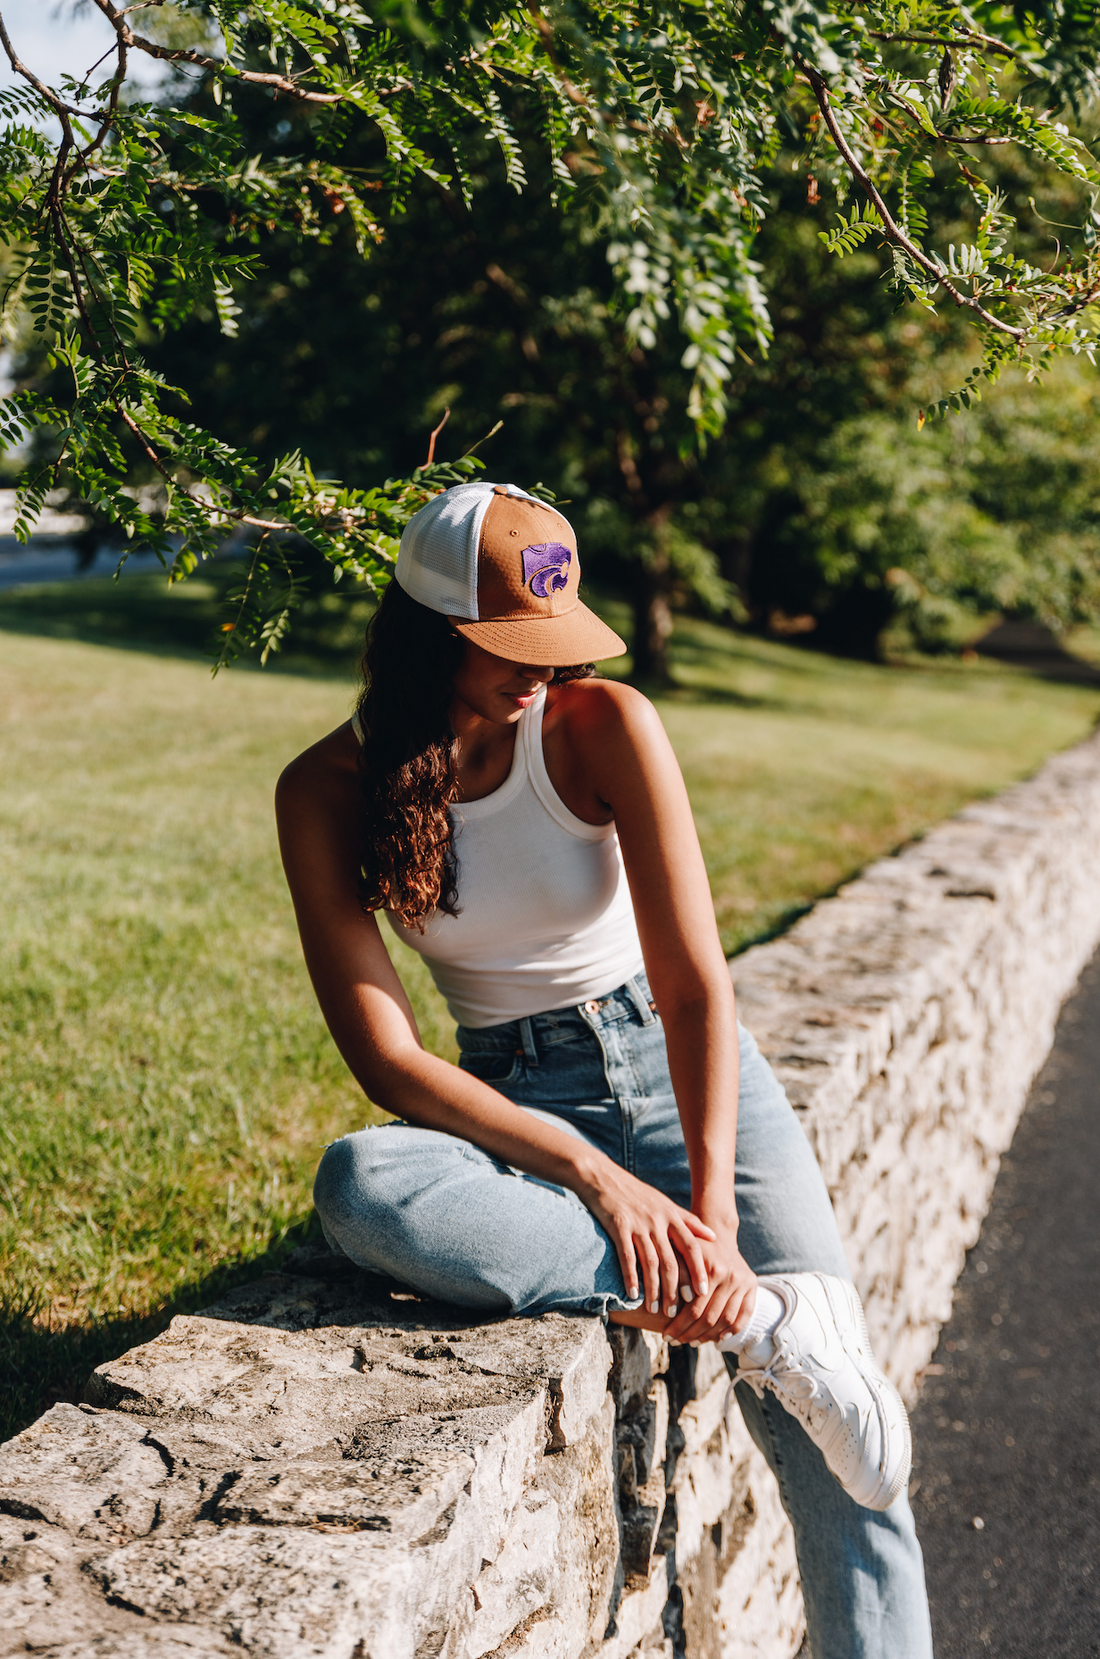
[696,1280,709,1297]
[667,1304,677,1318]
[650,1302,659,1314]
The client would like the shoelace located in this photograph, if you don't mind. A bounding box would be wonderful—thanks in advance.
[737,1334,828,1420]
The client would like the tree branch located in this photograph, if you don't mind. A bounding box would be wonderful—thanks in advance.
[112,401,313,534]
[866,29,1024,62]
[886,90,1015,146]
[939,134,1012,145]
[798,58,1025,340]
[87,0,343,105]
[71,27,127,179]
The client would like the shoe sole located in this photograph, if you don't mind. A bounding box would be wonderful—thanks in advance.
[821,1274,913,1511]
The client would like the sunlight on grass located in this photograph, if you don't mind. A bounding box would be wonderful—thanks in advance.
[0,634,453,1433]
[1,615,1098,1435]
[655,616,1100,952]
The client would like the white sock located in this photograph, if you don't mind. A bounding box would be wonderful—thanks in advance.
[717,1285,786,1363]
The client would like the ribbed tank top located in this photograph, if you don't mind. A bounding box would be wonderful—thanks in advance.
[380,686,644,1028]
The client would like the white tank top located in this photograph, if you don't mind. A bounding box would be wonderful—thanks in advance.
[381,686,644,1028]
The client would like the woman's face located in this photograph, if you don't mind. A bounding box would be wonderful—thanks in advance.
[450,638,554,726]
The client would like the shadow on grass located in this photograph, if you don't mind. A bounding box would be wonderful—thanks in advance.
[729,898,818,958]
[0,570,371,682]
[0,572,791,705]
[0,1211,325,1443]
[655,680,777,710]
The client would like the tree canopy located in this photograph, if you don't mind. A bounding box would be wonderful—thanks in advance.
[1,0,1099,665]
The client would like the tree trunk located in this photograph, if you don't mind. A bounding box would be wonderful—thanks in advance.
[811,585,895,660]
[631,565,674,686]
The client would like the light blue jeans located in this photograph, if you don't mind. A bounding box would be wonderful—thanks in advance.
[314,974,933,1659]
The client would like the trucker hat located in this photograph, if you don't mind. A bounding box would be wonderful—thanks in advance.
[394,481,626,665]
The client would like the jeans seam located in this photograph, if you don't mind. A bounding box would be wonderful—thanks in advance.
[616,1023,652,1155]
[609,1026,641,1176]
[577,1008,636,1176]
[459,1057,524,1087]
[620,1097,635,1175]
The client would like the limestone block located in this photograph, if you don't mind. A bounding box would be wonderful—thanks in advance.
[520,1392,620,1652]
[597,1556,673,1659]
[22,1637,231,1659]
[0,1509,123,1658]
[0,1274,619,1659]
[459,1489,562,1658]
[213,1449,476,1537]
[712,1446,802,1659]
[0,1403,167,1543]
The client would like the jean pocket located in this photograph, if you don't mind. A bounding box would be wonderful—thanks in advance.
[459,1049,523,1087]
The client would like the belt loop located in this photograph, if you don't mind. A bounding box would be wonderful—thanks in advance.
[519,1016,540,1064]
[625,976,657,1025]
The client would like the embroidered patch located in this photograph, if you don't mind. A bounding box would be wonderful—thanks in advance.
[521,542,572,597]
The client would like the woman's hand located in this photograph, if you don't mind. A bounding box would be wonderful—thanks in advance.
[662,1217,757,1345]
[582,1163,716,1319]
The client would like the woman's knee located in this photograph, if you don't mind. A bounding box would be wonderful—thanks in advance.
[312,1134,359,1236]
[312,1123,438,1266]
[313,1121,484,1228]
[314,1124,408,1223]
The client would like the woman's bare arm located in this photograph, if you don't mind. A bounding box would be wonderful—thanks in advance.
[275,725,714,1310]
[552,679,756,1341]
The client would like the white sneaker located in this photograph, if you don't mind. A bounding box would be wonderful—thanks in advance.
[728,1272,912,1512]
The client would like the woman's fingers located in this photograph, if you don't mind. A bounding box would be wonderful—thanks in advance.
[655,1234,682,1319]
[595,1181,723,1316]
[636,1234,664,1314]
[667,1270,756,1345]
[588,1166,726,1317]
[668,1217,711,1301]
[609,1217,641,1301]
[729,1278,756,1336]
[666,1287,724,1345]
[632,1222,693,1315]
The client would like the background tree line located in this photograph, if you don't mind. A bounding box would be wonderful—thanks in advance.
[124,86,1100,674]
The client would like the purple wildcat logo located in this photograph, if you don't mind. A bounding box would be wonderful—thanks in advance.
[521,542,572,598]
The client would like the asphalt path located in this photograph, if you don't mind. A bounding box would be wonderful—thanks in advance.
[910,949,1100,1656]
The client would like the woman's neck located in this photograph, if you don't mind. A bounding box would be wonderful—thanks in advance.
[450,696,527,804]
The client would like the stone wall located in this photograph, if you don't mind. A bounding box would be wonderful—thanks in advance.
[6,727,1100,1659]
[734,723,1100,1402]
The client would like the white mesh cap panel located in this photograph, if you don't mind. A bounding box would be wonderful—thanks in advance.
[395,481,553,619]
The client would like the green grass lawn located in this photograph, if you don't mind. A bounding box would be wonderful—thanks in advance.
[2,574,1099,1438]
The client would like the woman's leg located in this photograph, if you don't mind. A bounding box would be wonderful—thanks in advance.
[315,990,932,1659]
[727,1026,931,1658]
[614,1004,932,1659]
[312,1116,635,1318]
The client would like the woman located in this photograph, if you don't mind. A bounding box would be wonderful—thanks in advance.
[276,481,933,1658]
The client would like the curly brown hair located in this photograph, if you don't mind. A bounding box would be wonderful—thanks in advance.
[355,581,594,931]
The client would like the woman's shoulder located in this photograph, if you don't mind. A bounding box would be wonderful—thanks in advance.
[275,720,361,819]
[546,675,663,749]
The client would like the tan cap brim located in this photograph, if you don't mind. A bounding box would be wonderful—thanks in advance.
[451,600,626,666]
